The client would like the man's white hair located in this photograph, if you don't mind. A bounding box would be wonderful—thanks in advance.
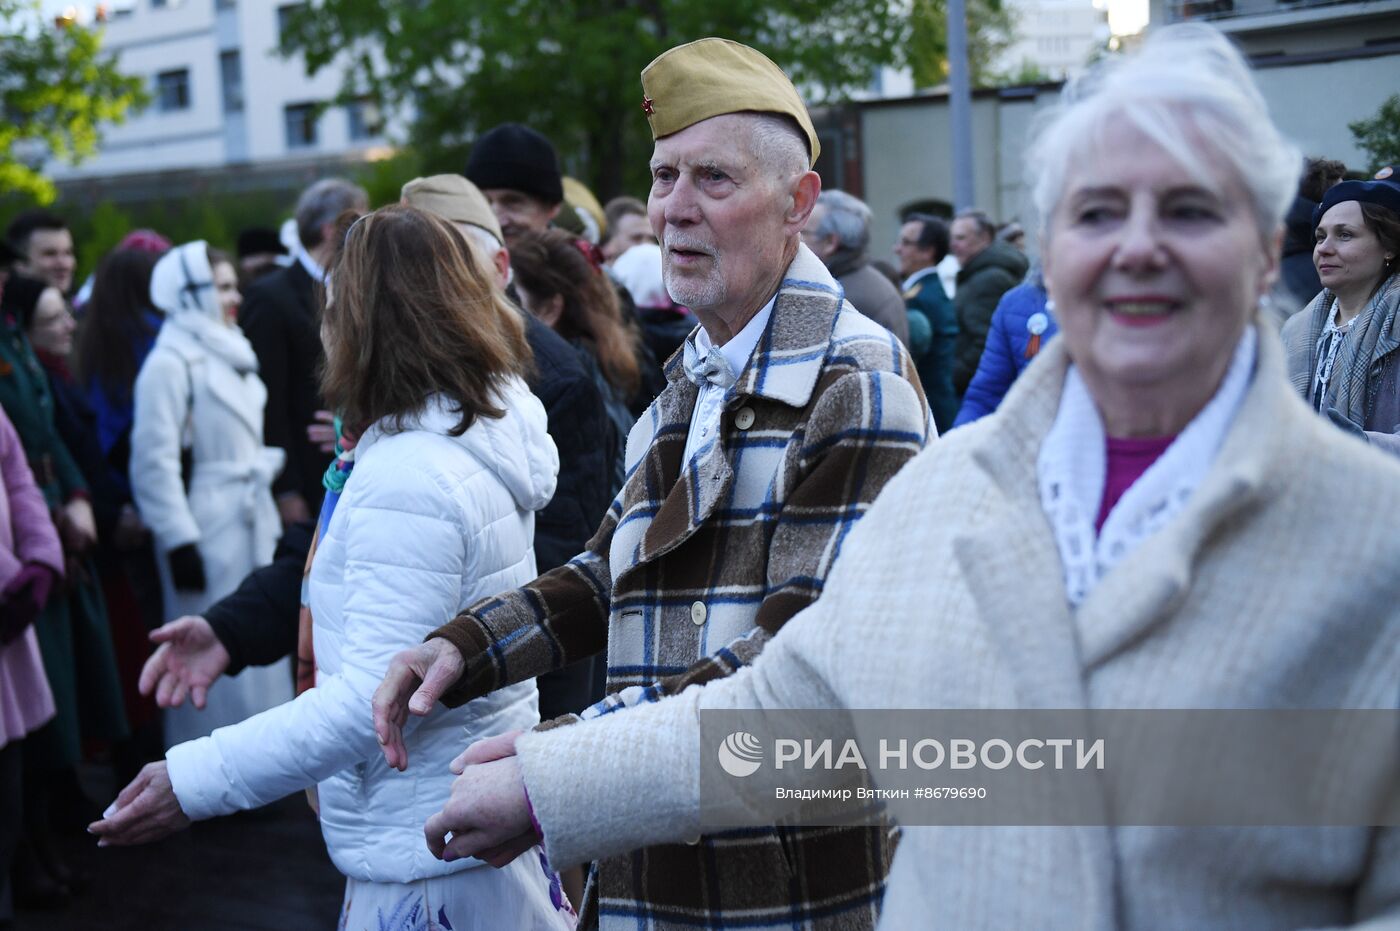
[745,114,809,191]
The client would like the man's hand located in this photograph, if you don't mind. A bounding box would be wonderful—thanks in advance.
[371,638,465,771]
[139,616,229,710]
[423,754,538,867]
[88,762,191,846]
[276,492,311,526]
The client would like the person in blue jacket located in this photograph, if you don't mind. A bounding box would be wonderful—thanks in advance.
[953,275,1058,426]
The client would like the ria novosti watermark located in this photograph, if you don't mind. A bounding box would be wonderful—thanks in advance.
[699,710,1400,830]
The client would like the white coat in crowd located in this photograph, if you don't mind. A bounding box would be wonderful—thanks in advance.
[130,241,293,747]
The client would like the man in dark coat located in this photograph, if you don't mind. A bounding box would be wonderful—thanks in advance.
[238,179,368,526]
[896,213,960,432]
[949,208,1029,396]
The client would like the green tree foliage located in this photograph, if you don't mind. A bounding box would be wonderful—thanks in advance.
[279,0,908,199]
[908,0,1015,90]
[0,0,147,203]
[1349,94,1400,175]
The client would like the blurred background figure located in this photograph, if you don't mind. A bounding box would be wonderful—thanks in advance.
[601,196,655,265]
[0,275,126,911]
[803,189,910,346]
[240,179,368,528]
[72,247,170,781]
[510,227,645,495]
[563,176,607,245]
[896,212,959,432]
[612,242,693,365]
[997,221,1026,252]
[0,401,64,924]
[466,123,564,247]
[4,211,76,297]
[1277,157,1347,313]
[953,272,1058,427]
[1283,166,1400,455]
[129,242,291,747]
[949,207,1029,398]
[235,226,289,288]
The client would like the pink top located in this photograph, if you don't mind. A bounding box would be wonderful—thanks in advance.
[1095,434,1177,534]
[0,403,61,747]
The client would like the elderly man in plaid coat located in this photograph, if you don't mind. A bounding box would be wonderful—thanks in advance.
[372,38,932,929]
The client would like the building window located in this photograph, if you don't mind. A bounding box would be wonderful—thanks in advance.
[156,69,190,112]
[220,51,242,113]
[284,102,319,149]
[346,98,382,141]
[277,3,302,39]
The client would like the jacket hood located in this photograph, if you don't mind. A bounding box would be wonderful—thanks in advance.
[150,241,221,321]
[959,240,1029,283]
[371,379,558,513]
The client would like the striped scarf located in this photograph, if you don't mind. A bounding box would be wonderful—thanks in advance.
[1292,272,1400,426]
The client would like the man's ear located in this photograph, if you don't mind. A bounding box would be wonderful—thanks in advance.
[787,171,821,233]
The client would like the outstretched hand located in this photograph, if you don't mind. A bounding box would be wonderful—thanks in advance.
[139,615,229,710]
[371,637,465,771]
[88,762,191,847]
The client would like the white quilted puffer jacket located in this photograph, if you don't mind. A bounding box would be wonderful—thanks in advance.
[167,381,558,882]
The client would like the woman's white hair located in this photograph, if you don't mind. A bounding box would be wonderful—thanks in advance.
[1027,24,1300,242]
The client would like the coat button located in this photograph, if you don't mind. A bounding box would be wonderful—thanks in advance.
[734,407,756,430]
[690,601,707,626]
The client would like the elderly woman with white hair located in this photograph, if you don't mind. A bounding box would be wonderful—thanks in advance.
[416,24,1400,927]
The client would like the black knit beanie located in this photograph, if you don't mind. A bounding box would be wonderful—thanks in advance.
[465,123,564,205]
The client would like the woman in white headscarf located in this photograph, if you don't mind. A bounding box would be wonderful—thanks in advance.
[129,241,292,746]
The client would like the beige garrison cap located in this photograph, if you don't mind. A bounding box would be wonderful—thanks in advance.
[400,174,504,246]
[640,37,821,167]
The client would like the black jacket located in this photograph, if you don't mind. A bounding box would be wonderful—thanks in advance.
[204,521,312,675]
[1281,195,1323,308]
[239,261,329,512]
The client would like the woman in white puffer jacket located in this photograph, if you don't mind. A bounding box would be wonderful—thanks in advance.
[96,206,573,928]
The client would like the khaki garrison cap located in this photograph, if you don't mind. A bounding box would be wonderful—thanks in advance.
[400,174,504,246]
[640,37,821,168]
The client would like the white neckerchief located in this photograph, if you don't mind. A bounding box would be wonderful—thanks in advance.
[901,266,940,293]
[297,247,327,284]
[681,294,776,468]
[1037,327,1257,607]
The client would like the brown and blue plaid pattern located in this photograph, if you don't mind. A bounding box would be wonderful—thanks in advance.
[432,246,931,928]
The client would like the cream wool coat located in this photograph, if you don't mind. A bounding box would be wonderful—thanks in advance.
[515,324,1400,929]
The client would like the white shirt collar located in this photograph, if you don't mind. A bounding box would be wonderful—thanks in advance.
[693,292,778,380]
[297,248,327,284]
[901,266,940,291]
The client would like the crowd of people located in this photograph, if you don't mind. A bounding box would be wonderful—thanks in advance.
[0,22,1396,931]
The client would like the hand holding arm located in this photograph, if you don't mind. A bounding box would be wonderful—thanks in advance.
[371,637,466,771]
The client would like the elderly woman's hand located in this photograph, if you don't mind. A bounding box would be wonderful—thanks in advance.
[88,761,192,846]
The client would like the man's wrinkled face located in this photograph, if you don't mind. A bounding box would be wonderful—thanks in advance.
[950,217,991,265]
[647,114,792,316]
[18,228,76,294]
[482,188,560,246]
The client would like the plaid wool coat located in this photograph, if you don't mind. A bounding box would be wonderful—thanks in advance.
[432,245,932,929]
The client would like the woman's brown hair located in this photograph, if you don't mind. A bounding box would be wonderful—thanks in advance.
[508,228,640,398]
[1360,202,1400,282]
[319,204,532,436]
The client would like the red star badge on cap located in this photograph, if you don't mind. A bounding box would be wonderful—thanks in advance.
[642,96,654,115]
